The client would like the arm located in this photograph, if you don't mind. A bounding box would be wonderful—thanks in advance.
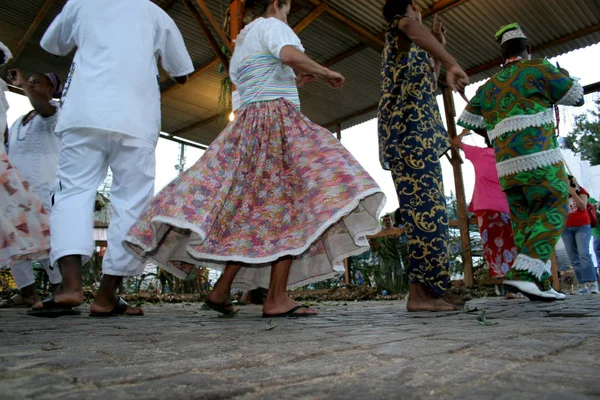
[431,14,445,78]
[541,60,584,107]
[7,69,56,117]
[569,187,588,211]
[398,17,467,92]
[157,15,195,83]
[40,5,76,56]
[280,46,344,88]
[451,128,470,149]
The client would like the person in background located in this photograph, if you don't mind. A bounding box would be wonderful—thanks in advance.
[452,129,531,300]
[592,200,600,284]
[30,0,195,317]
[562,176,599,295]
[4,69,63,307]
[458,23,584,301]
[378,0,470,311]
[0,41,52,299]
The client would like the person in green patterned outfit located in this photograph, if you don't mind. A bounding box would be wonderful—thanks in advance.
[458,23,584,302]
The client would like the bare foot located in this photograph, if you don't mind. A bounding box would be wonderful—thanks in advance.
[89,299,144,315]
[263,295,318,316]
[31,288,84,310]
[442,292,471,306]
[407,283,460,312]
[205,289,237,314]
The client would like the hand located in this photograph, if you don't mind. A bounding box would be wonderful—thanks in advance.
[568,186,577,195]
[460,128,470,137]
[296,72,318,88]
[7,69,26,87]
[431,14,447,47]
[446,64,469,93]
[324,69,345,88]
[558,67,571,78]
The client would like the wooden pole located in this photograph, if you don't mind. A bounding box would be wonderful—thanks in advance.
[344,259,351,285]
[335,124,342,141]
[6,0,56,67]
[442,86,474,286]
[230,0,243,41]
[183,0,230,74]
[194,0,233,54]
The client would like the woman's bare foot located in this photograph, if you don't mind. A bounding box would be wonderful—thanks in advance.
[205,288,237,314]
[407,283,460,312]
[263,294,317,316]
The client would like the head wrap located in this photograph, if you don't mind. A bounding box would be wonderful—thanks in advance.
[495,23,528,45]
[44,72,62,98]
[0,41,12,66]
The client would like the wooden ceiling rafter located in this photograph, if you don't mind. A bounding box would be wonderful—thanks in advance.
[6,0,57,68]
[193,0,234,54]
[183,0,230,74]
[172,113,221,136]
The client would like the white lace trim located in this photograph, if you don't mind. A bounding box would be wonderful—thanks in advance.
[457,109,485,129]
[545,260,552,274]
[557,79,583,106]
[512,254,548,281]
[488,109,554,141]
[496,148,563,177]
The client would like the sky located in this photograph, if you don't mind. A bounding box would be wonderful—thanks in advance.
[5,43,600,216]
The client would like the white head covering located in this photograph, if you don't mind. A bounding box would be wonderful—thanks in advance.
[0,41,13,66]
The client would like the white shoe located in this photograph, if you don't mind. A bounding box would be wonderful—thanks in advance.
[547,288,566,300]
[504,280,557,302]
[588,282,599,294]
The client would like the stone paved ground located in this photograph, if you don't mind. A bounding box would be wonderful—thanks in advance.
[1,295,599,400]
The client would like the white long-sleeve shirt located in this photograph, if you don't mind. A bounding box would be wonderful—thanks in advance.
[41,0,194,144]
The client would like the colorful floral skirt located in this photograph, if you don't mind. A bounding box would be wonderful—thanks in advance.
[475,210,517,278]
[0,146,50,267]
[125,99,386,290]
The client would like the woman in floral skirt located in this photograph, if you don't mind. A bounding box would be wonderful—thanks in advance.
[124,0,386,317]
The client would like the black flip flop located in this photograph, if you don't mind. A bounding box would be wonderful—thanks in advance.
[89,297,144,317]
[203,299,238,316]
[262,304,316,318]
[27,296,81,318]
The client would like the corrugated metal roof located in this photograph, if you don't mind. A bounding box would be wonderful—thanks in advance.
[1,0,599,146]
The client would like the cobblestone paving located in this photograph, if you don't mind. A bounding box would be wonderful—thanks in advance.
[1,295,599,399]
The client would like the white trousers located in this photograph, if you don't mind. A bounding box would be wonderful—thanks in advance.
[12,259,62,289]
[50,128,155,276]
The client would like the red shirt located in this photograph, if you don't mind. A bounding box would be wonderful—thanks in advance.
[566,187,590,227]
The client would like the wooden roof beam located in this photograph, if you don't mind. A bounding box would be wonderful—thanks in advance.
[193,0,233,54]
[293,2,328,34]
[161,57,219,95]
[421,0,471,18]
[303,0,383,51]
[467,22,600,76]
[183,0,229,74]
[322,44,368,67]
[172,113,221,136]
[8,0,56,66]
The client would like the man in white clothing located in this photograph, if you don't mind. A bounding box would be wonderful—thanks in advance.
[31,0,194,316]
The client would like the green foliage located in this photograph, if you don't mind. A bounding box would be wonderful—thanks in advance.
[351,235,410,294]
[564,98,600,166]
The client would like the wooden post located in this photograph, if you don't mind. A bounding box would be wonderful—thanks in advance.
[344,259,351,285]
[335,124,342,141]
[442,86,474,286]
[230,0,243,41]
[551,251,560,291]
[6,0,56,67]
[183,0,230,73]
